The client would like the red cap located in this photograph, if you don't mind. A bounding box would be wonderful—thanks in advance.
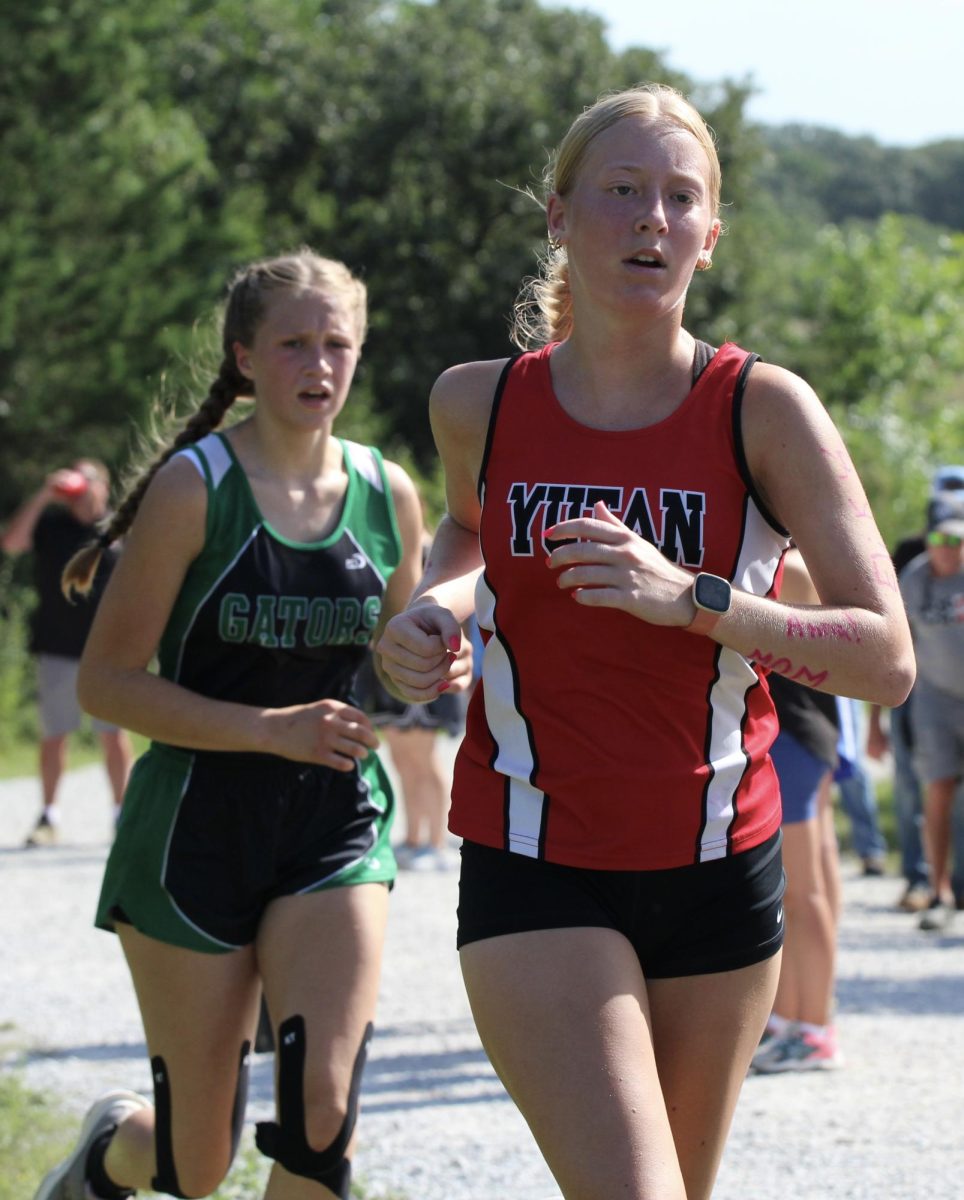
[53,470,89,498]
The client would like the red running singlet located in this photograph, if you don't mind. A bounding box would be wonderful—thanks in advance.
[450,342,789,869]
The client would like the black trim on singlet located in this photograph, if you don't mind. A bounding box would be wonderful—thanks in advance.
[691,339,717,386]
[477,354,523,503]
[480,352,550,860]
[730,353,789,537]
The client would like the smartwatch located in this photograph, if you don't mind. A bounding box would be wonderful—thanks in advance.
[687,572,732,635]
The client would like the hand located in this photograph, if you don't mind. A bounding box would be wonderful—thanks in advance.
[865,721,890,761]
[264,698,379,771]
[546,501,695,626]
[376,602,466,701]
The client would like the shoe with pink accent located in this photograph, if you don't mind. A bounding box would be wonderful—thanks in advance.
[753,1025,842,1073]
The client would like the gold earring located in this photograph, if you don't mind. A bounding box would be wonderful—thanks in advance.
[696,252,713,271]
[548,236,563,252]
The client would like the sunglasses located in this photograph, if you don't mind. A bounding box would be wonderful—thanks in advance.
[927,531,963,548]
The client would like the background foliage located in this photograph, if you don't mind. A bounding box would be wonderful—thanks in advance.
[3,0,962,531]
[1,0,963,749]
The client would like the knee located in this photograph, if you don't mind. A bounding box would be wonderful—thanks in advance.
[150,1046,249,1198]
[255,1016,373,1195]
[162,1151,232,1200]
[303,1086,352,1156]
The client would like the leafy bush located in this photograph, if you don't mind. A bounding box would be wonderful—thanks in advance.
[0,564,37,750]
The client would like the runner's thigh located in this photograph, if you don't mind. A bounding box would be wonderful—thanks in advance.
[460,926,687,1200]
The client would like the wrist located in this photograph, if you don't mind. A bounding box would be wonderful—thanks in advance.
[685,572,732,635]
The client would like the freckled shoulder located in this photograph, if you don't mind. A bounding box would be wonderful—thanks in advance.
[739,360,848,530]
[430,358,512,525]
[430,358,512,448]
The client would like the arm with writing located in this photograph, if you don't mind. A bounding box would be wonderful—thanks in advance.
[546,365,915,706]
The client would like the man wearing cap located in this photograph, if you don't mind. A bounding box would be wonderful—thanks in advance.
[898,490,964,931]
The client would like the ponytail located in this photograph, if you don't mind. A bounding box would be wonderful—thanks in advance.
[510,248,574,350]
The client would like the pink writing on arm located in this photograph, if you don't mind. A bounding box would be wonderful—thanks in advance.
[820,445,853,481]
[751,649,829,689]
[786,613,861,643]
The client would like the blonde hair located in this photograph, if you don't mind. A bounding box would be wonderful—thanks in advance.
[62,249,367,598]
[511,83,721,349]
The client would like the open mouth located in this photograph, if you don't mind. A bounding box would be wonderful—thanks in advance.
[626,253,665,269]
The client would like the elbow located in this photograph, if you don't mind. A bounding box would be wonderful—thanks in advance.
[76,659,111,721]
[873,649,916,709]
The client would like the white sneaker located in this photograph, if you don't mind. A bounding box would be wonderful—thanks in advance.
[919,901,955,932]
[407,846,456,873]
[34,1090,149,1199]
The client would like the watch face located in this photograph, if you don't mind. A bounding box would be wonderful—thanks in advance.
[695,573,731,614]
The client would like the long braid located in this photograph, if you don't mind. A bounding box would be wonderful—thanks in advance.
[61,361,248,599]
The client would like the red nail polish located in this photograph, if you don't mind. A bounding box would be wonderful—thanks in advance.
[438,681,451,693]
[448,635,461,651]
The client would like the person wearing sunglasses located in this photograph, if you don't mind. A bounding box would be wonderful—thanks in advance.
[898,491,964,932]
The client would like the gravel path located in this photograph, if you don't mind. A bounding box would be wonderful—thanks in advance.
[2,755,963,1199]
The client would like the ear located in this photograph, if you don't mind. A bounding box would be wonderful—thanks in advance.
[703,218,722,256]
[232,340,255,381]
[546,192,568,247]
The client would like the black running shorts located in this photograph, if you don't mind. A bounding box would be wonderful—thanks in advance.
[97,744,396,953]
[456,829,784,978]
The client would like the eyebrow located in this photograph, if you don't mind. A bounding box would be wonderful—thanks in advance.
[603,162,705,185]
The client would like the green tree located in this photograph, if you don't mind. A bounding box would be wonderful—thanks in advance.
[0,2,226,509]
[743,215,964,544]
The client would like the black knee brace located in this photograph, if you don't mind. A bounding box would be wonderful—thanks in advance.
[150,1041,251,1198]
[255,1015,373,1199]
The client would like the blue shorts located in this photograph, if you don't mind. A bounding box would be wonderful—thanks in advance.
[456,830,784,978]
[770,731,831,824]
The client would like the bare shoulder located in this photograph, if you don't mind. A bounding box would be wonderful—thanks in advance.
[742,361,828,440]
[430,358,512,444]
[128,451,208,557]
[381,458,422,524]
[740,361,846,528]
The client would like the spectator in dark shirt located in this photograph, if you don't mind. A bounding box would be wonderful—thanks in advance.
[1,460,133,844]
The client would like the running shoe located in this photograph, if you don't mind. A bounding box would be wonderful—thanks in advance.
[753,1026,842,1073]
[393,842,419,869]
[33,1089,149,1199]
[396,845,456,872]
[919,900,955,932]
[750,1021,795,1072]
[896,883,932,913]
[24,815,59,848]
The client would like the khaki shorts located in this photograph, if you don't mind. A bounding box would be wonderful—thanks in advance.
[913,678,964,783]
[37,654,118,738]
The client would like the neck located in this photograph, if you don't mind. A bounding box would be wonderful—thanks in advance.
[234,416,338,485]
[550,315,696,429]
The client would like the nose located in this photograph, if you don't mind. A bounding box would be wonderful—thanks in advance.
[635,191,668,233]
[306,345,334,375]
